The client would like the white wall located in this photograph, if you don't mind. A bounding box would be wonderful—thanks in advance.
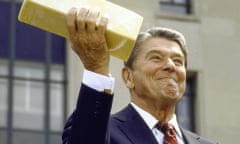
[200,0,240,143]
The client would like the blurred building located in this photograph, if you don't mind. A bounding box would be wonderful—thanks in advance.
[1,0,239,144]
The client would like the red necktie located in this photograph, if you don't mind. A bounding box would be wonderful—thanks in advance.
[159,123,178,144]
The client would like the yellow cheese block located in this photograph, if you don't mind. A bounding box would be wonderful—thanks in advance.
[18,0,143,61]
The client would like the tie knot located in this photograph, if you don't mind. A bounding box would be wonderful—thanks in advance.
[157,122,178,144]
[157,123,175,135]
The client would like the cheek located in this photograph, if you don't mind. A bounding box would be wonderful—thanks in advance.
[177,68,186,93]
[133,63,153,78]
[142,63,159,76]
[177,68,186,82]
[132,66,154,90]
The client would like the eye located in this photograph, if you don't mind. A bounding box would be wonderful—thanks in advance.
[173,58,184,66]
[149,55,162,61]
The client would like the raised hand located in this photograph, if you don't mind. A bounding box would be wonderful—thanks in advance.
[67,7,110,76]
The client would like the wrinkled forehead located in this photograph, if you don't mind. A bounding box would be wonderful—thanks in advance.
[138,37,184,56]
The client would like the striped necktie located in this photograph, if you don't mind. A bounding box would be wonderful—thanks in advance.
[158,123,178,144]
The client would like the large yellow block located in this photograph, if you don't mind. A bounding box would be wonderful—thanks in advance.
[18,0,143,61]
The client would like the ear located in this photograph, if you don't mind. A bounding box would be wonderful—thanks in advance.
[122,66,134,89]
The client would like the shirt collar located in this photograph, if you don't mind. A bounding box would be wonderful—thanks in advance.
[130,102,183,138]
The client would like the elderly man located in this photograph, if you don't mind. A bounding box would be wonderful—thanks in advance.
[62,7,216,144]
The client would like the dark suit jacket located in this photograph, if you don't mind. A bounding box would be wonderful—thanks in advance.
[62,84,216,144]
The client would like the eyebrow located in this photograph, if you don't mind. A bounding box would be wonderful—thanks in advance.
[146,50,184,59]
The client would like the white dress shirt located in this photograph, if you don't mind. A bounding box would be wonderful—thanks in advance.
[82,69,115,93]
[82,69,185,144]
[131,103,185,144]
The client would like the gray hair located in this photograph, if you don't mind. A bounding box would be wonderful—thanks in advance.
[125,27,188,69]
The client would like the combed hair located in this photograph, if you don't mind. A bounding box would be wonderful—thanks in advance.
[124,27,188,69]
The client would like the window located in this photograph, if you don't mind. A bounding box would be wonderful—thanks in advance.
[0,60,8,128]
[176,72,197,131]
[11,62,65,131]
[159,0,192,15]
[0,1,67,144]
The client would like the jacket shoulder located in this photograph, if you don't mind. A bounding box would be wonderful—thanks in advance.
[182,129,218,144]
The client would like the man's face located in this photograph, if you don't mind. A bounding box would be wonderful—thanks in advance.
[130,37,186,105]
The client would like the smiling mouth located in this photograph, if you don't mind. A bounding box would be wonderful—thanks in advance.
[158,77,176,82]
[157,78,178,88]
[164,81,179,95]
[156,78,179,96]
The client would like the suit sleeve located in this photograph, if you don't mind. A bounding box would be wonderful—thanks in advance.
[62,84,113,144]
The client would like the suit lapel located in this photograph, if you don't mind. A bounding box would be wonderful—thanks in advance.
[182,128,201,144]
[112,105,212,144]
[114,104,158,144]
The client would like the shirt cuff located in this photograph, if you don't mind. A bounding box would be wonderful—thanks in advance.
[82,69,115,93]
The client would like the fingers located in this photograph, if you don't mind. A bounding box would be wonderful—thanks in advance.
[76,7,89,32]
[86,8,101,32]
[66,7,110,75]
[97,14,109,34]
[67,7,108,34]
[67,7,77,38]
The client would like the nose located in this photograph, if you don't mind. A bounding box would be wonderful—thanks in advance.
[162,58,175,73]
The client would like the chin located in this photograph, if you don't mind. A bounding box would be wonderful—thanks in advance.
[163,93,182,102]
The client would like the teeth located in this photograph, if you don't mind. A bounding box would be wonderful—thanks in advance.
[18,0,143,61]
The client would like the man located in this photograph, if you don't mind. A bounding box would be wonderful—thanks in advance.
[62,7,216,144]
